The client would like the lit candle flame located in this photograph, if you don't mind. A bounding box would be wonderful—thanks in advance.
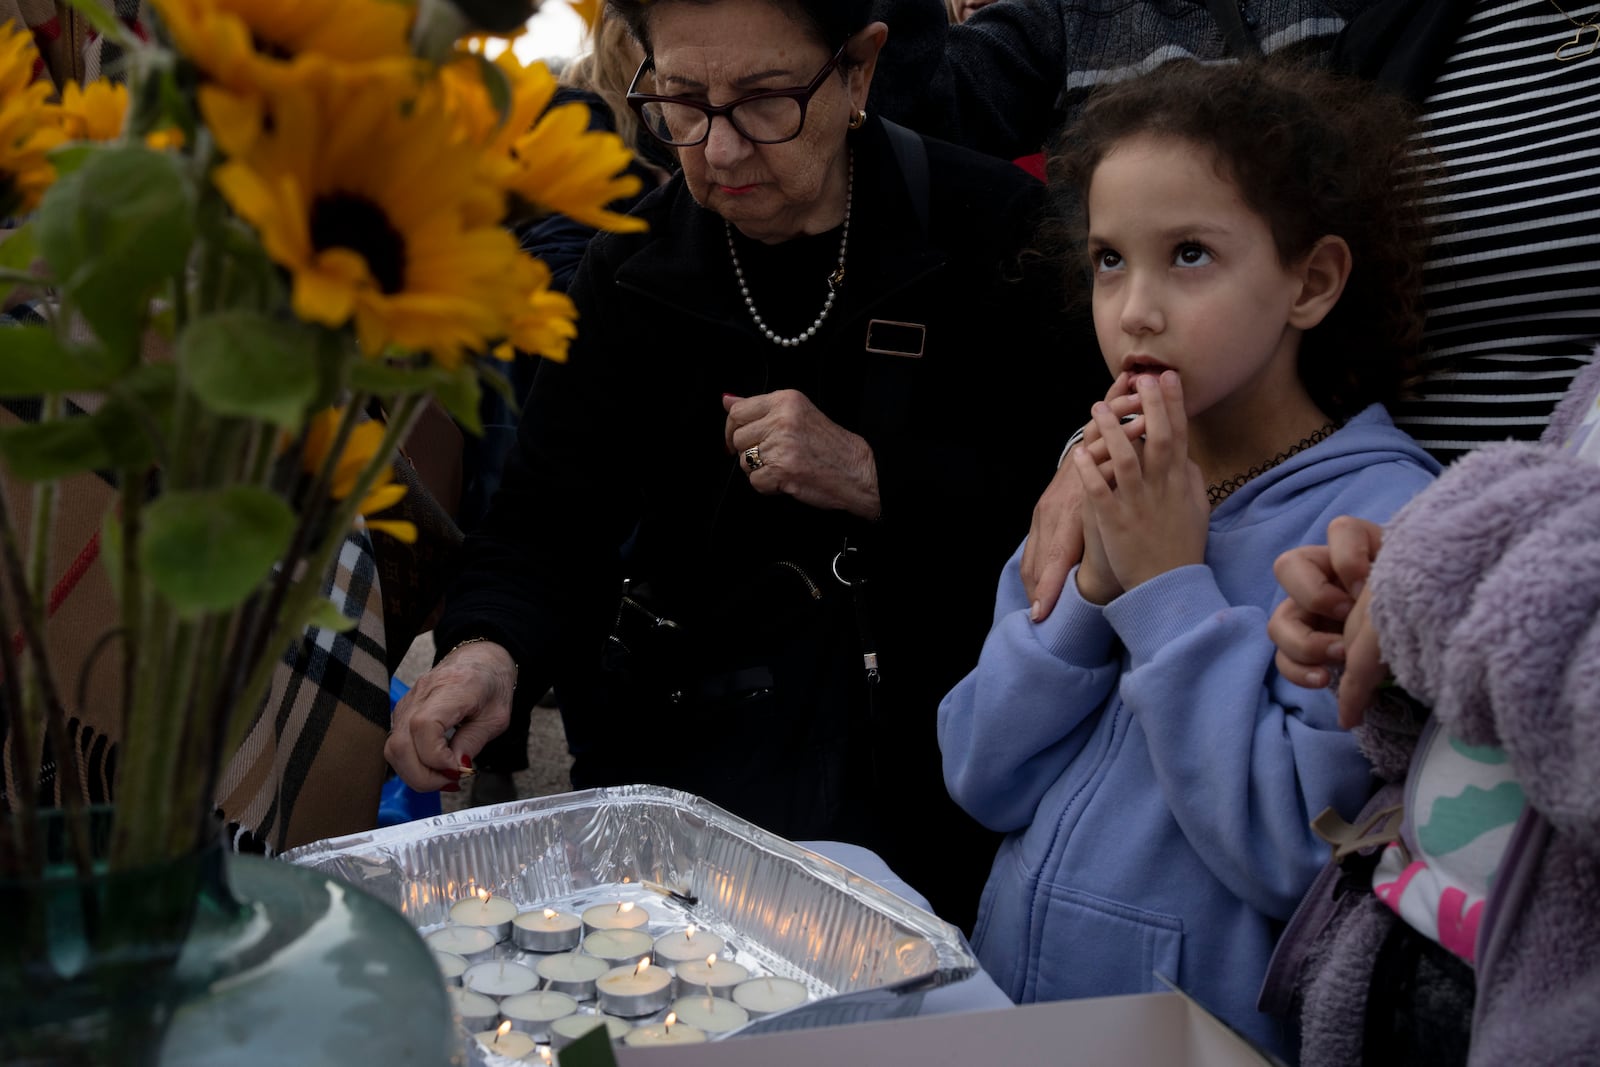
[685,925,697,940]
[538,1049,552,1065]
[543,908,557,920]
[664,1012,677,1033]
[635,956,652,975]
[494,1020,511,1045]
[705,954,717,967]
[477,888,491,904]
[622,876,632,884]
[617,901,635,915]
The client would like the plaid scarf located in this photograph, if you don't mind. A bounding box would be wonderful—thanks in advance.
[0,0,147,88]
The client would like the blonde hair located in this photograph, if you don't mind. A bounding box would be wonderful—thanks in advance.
[945,0,962,22]
[560,7,646,153]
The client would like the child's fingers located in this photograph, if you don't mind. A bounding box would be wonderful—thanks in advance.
[1092,401,1143,489]
[1072,436,1114,504]
[1325,515,1384,601]
[1159,372,1188,458]
[1104,371,1135,402]
[1134,375,1173,469]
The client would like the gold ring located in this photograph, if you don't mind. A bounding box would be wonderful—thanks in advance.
[743,445,763,471]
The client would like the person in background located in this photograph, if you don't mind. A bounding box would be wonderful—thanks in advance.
[1264,353,1600,1066]
[386,0,1098,930]
[937,60,1439,1054]
[945,0,997,23]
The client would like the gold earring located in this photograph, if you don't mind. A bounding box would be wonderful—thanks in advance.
[848,108,866,130]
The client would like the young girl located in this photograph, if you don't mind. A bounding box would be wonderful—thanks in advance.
[938,61,1441,1055]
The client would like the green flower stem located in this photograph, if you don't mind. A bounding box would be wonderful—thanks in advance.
[202,397,371,800]
[113,590,171,867]
[118,471,143,768]
[165,610,230,858]
[217,395,425,773]
[0,551,41,876]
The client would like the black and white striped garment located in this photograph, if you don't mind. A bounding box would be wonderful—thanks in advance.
[1394,0,1600,462]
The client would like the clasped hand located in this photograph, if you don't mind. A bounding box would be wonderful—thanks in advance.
[723,390,881,519]
[1072,372,1208,605]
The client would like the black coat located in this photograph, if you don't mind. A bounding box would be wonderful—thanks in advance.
[437,118,1103,925]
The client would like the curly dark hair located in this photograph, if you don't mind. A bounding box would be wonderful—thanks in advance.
[608,0,874,63]
[1048,59,1437,420]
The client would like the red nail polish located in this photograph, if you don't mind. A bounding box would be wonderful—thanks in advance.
[460,753,472,769]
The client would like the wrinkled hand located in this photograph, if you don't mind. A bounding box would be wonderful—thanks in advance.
[1267,515,1386,726]
[384,641,516,791]
[1074,372,1207,595]
[723,390,881,519]
[1021,373,1146,620]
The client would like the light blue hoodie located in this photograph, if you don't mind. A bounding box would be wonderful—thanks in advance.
[938,405,1440,1057]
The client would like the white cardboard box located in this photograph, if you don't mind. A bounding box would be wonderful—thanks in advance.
[612,991,1278,1066]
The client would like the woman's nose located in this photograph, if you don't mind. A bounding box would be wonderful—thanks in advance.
[702,114,751,169]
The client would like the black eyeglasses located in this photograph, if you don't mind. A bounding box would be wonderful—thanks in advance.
[626,43,848,148]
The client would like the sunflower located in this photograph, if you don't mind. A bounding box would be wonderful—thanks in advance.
[495,254,577,362]
[0,20,65,217]
[56,80,128,141]
[299,408,416,544]
[150,0,417,95]
[444,51,645,234]
[201,70,527,366]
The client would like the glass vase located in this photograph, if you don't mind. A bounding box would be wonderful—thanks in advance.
[0,808,456,1066]
[0,807,216,1067]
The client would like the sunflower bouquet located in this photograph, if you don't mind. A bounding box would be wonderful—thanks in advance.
[0,0,642,879]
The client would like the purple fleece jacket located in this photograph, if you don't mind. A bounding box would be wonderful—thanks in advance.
[1363,354,1600,1067]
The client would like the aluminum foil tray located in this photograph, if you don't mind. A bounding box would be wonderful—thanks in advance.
[281,785,977,1058]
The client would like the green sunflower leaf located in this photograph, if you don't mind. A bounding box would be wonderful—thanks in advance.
[178,312,320,429]
[0,396,155,481]
[346,359,458,397]
[305,598,358,634]
[0,224,39,306]
[0,327,107,395]
[140,488,295,618]
[471,52,514,128]
[35,146,195,360]
[101,505,125,605]
[431,365,483,437]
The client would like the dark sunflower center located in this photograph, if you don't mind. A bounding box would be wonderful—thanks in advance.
[309,193,407,295]
[250,34,295,62]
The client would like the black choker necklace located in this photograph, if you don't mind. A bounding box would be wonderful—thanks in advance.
[1207,422,1340,506]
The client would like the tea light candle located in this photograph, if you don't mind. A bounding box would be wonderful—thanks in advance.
[549,1013,632,1049]
[474,1021,538,1060]
[451,889,517,943]
[464,959,540,999]
[623,1012,707,1047]
[536,952,609,999]
[425,925,498,964]
[669,994,750,1035]
[448,987,499,1032]
[500,989,578,1037]
[652,925,726,966]
[582,928,654,966]
[673,954,749,998]
[596,957,673,1017]
[434,950,468,986]
[513,907,583,953]
[732,976,809,1017]
[582,901,649,933]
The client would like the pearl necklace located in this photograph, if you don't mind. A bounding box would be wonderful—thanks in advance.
[725,155,852,348]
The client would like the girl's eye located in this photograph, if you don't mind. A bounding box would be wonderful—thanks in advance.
[1092,248,1123,273]
[1174,243,1212,267]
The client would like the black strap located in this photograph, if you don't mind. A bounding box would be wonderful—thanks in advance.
[881,119,931,236]
[1205,0,1262,58]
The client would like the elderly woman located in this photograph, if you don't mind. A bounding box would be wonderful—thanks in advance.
[385,0,1096,927]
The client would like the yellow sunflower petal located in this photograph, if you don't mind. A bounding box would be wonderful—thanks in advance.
[57,81,128,141]
[364,518,418,543]
[506,101,646,233]
[359,482,408,514]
